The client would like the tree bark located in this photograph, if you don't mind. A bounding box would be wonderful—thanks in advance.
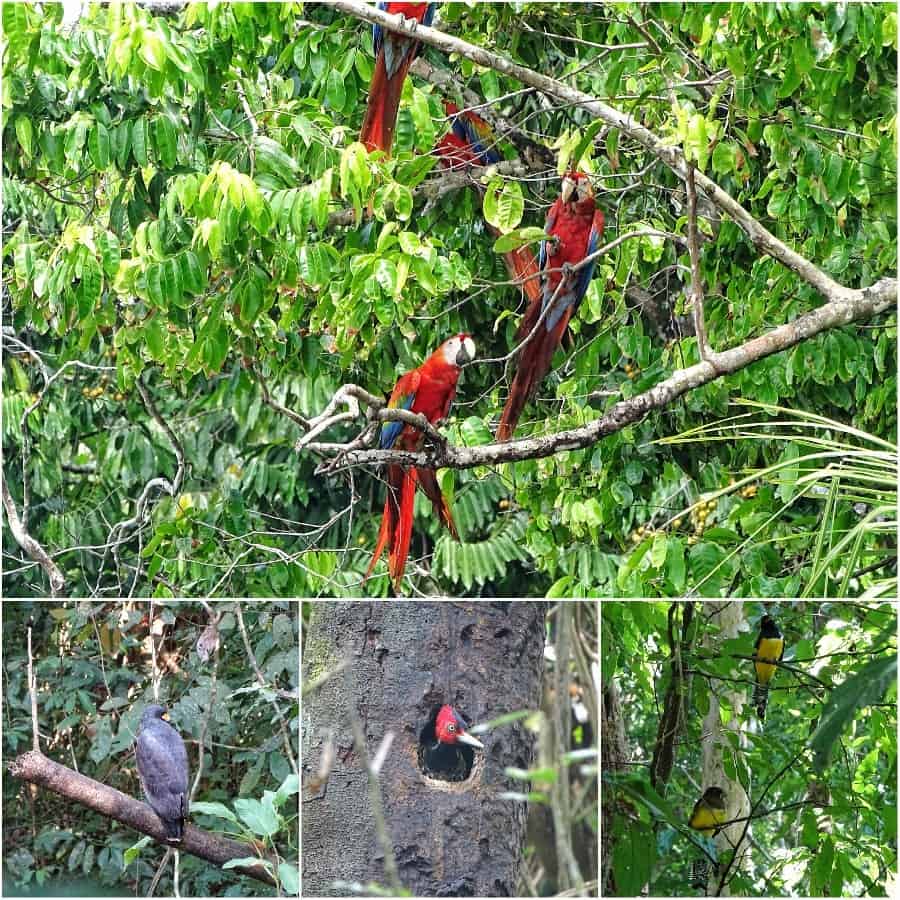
[302,601,547,897]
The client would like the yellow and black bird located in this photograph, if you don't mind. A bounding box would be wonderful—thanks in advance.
[752,614,784,721]
[688,786,727,889]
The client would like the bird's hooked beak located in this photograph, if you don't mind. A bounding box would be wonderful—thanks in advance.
[456,731,484,749]
[560,175,576,204]
[456,336,476,367]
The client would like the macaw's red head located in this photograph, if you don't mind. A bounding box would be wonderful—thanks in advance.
[436,334,476,369]
[444,100,460,117]
[435,705,484,748]
[560,171,595,206]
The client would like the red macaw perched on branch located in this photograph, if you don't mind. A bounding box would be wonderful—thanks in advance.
[496,172,605,441]
[359,1,436,154]
[365,334,476,590]
[435,101,542,305]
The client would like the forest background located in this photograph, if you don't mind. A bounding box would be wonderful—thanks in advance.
[2,2,896,597]
[600,600,897,897]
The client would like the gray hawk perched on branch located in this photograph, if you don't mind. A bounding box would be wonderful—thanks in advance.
[135,704,189,842]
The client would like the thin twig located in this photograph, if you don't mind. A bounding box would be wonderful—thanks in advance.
[685,165,712,359]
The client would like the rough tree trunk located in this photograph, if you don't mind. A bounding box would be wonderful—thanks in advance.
[302,601,547,897]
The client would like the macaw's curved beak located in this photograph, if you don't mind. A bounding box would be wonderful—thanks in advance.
[456,336,476,367]
[560,176,576,204]
[456,731,484,749]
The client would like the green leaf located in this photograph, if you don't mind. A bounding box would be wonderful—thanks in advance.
[810,655,897,772]
[88,122,111,169]
[154,116,177,168]
[132,118,149,167]
[571,119,605,171]
[97,231,120,277]
[139,30,167,70]
[483,177,523,231]
[254,134,300,183]
[493,227,546,254]
[278,862,300,895]
[190,801,240,823]
[234,797,280,838]
[145,314,167,361]
[15,115,34,161]
[325,68,346,112]
[712,140,736,175]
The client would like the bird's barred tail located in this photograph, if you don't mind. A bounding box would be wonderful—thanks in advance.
[690,858,708,890]
[752,682,769,721]
[691,859,719,893]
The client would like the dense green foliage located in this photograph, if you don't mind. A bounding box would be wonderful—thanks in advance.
[2,601,299,895]
[2,3,896,596]
[601,600,897,897]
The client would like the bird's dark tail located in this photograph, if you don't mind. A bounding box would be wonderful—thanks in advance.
[690,859,719,893]
[164,818,184,842]
[752,682,769,721]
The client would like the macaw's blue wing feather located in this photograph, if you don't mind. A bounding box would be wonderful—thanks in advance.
[573,212,603,313]
[380,391,416,449]
[456,112,502,165]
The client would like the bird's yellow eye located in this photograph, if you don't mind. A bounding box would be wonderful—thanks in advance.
[448,724,456,732]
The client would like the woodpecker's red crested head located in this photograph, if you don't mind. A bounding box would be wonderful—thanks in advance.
[435,704,484,748]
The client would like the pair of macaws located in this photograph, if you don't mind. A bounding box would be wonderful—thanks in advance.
[360,2,605,588]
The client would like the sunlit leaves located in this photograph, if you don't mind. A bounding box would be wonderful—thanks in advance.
[483,177,524,231]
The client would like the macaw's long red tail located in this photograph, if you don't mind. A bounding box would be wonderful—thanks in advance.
[416,467,459,540]
[364,464,404,583]
[388,467,418,590]
[496,301,569,441]
[360,52,411,154]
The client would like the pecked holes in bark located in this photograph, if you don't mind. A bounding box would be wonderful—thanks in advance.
[417,706,476,783]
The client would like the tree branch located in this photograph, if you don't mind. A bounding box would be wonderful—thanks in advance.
[8,751,276,886]
[303,277,894,471]
[1,474,66,596]
[685,164,711,359]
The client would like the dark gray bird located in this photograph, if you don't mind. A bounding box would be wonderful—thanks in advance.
[135,705,189,842]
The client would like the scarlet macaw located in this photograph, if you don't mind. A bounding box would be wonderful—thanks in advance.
[359,2,436,154]
[435,101,542,304]
[365,334,476,590]
[496,171,604,441]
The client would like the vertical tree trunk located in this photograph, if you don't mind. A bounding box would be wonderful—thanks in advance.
[302,601,547,897]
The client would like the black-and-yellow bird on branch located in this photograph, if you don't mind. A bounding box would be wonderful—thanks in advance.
[688,786,727,889]
[752,614,784,721]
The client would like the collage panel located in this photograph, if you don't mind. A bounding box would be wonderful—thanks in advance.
[599,600,897,897]
[301,600,599,897]
[2,3,893,601]
[1,600,300,897]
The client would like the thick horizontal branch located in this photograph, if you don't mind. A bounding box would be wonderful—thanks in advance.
[330,0,897,308]
[307,276,895,471]
[9,750,276,886]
